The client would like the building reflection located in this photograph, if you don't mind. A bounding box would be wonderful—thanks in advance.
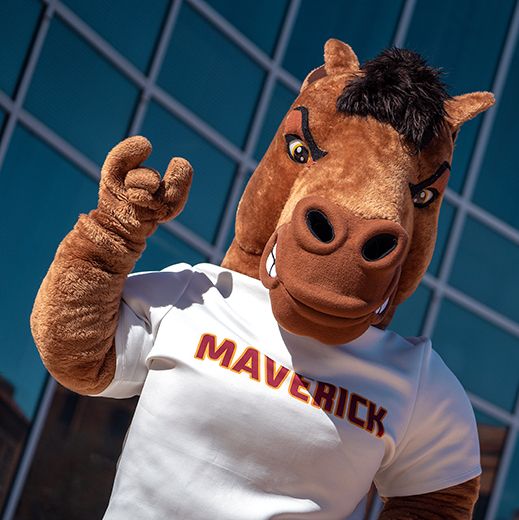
[474,423,507,520]
[0,375,29,513]
[12,384,137,520]
[5,382,514,519]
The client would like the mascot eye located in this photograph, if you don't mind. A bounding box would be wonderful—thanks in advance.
[286,135,311,164]
[413,188,439,208]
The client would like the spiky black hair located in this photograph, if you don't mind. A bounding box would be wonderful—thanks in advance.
[336,47,452,153]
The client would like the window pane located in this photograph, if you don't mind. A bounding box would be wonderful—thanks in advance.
[222,169,254,255]
[0,374,31,512]
[432,299,519,412]
[427,199,456,276]
[405,0,515,192]
[0,0,42,97]
[389,284,431,338]
[158,3,266,148]
[473,412,508,520]
[13,384,137,519]
[24,17,140,164]
[449,119,484,194]
[254,81,297,162]
[204,0,290,56]
[61,0,170,72]
[0,125,99,420]
[473,39,519,230]
[450,217,519,323]
[140,101,237,244]
[283,0,405,81]
[405,0,512,95]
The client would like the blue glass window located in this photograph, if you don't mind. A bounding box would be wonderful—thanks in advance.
[448,119,485,194]
[61,0,170,73]
[222,169,254,254]
[473,39,519,229]
[140,101,237,244]
[24,16,140,165]
[158,3,266,149]
[136,225,207,272]
[0,0,42,97]
[0,109,6,130]
[405,0,513,95]
[204,0,290,56]
[432,299,519,412]
[405,0,515,192]
[450,216,519,323]
[254,81,297,162]
[283,0,405,81]
[427,200,456,276]
[390,284,431,338]
[0,124,99,419]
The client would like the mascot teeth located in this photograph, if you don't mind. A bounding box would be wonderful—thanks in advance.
[376,297,390,315]
[266,244,277,278]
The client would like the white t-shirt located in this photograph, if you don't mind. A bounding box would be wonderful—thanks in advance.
[96,263,481,520]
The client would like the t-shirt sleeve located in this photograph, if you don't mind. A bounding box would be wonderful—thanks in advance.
[92,263,194,399]
[374,343,481,497]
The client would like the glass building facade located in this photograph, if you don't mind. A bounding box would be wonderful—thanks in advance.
[0,0,518,518]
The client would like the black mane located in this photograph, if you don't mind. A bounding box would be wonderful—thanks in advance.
[336,48,451,153]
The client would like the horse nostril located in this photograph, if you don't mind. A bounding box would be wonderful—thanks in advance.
[306,210,335,243]
[362,234,398,262]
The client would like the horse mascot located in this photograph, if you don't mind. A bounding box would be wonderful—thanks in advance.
[32,40,494,519]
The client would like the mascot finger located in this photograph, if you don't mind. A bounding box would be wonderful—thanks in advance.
[101,135,153,195]
[158,156,193,223]
[124,166,162,208]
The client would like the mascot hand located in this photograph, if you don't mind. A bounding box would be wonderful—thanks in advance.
[97,135,193,239]
[31,136,192,394]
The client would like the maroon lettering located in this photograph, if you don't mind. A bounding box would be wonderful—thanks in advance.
[334,387,349,419]
[312,381,337,413]
[366,401,387,438]
[194,333,388,438]
[195,334,236,368]
[265,356,290,389]
[231,347,260,381]
[348,394,368,428]
[289,373,311,403]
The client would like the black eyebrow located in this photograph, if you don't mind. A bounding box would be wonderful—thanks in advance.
[293,106,327,160]
[409,161,451,198]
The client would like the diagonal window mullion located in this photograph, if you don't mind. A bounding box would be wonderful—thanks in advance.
[421,0,519,339]
[210,0,303,262]
[0,0,58,171]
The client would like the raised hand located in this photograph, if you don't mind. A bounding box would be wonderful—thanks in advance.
[97,135,193,239]
[31,136,193,394]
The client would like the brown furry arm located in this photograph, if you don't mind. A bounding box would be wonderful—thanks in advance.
[31,210,147,394]
[31,136,192,395]
[378,476,480,520]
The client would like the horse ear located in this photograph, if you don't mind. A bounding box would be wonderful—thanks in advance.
[301,39,359,92]
[445,92,495,132]
[324,39,360,76]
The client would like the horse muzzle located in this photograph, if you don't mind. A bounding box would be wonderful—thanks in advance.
[260,195,409,345]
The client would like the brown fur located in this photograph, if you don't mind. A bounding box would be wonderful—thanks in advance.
[260,196,409,344]
[222,40,493,517]
[222,39,494,336]
[31,136,192,394]
[379,476,480,520]
[31,40,491,518]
